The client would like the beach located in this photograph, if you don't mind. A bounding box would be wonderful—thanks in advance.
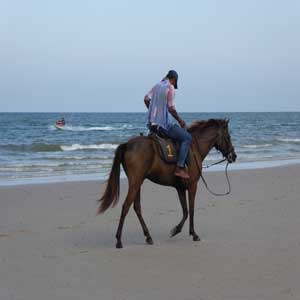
[1,164,300,300]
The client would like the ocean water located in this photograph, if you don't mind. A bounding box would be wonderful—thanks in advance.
[0,112,299,185]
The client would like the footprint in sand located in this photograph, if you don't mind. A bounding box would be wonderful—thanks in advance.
[0,230,29,239]
[57,223,86,230]
[0,233,11,239]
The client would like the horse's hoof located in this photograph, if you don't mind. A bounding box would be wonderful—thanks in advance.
[170,226,181,237]
[146,237,154,245]
[193,235,201,242]
[116,241,123,248]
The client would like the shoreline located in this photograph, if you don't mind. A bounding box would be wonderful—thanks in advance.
[1,157,300,187]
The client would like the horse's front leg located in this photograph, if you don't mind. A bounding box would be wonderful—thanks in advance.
[170,187,188,237]
[188,183,201,241]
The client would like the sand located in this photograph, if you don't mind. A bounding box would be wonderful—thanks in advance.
[0,164,300,300]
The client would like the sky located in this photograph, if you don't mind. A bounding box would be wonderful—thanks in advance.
[0,0,299,112]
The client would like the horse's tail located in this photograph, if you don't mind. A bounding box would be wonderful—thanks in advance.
[97,143,126,214]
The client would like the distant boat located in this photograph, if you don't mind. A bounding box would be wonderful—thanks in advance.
[55,118,65,130]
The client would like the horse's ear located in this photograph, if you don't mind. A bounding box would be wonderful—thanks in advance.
[225,118,230,125]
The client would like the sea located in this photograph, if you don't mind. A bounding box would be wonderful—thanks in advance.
[0,112,300,186]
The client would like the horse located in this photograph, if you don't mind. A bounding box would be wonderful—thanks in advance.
[97,119,237,248]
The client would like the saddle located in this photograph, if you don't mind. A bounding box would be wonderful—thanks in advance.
[148,128,179,164]
[149,132,178,163]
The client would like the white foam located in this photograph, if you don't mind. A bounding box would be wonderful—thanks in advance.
[48,125,56,131]
[277,138,300,143]
[242,144,272,149]
[59,124,137,131]
[60,144,118,151]
[66,126,114,131]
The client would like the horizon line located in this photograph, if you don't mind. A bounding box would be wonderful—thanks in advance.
[0,111,300,114]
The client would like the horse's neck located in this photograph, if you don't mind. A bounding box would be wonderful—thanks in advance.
[192,129,218,160]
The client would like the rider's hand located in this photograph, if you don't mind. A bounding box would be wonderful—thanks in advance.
[179,119,186,129]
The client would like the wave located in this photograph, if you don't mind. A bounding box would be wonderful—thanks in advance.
[51,124,139,132]
[0,143,118,153]
[241,144,272,149]
[44,155,113,160]
[0,161,112,173]
[60,144,118,151]
[276,138,300,144]
[0,143,62,152]
[240,139,300,148]
[64,126,115,131]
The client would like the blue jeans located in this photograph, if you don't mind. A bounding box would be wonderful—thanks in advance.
[160,124,192,167]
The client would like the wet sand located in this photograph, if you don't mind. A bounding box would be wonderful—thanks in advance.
[0,165,300,299]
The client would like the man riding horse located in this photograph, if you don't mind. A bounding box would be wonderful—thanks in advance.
[98,71,237,248]
[144,70,191,179]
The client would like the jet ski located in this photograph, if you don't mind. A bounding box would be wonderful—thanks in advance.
[55,118,65,130]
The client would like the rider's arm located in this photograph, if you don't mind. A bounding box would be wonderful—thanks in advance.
[144,87,153,109]
[169,107,186,128]
[167,86,186,128]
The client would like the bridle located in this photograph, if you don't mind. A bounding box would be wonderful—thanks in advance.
[215,128,236,163]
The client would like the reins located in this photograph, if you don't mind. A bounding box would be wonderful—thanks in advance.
[192,138,232,197]
[202,158,227,168]
[200,161,231,196]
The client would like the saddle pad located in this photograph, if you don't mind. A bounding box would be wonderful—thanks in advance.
[149,133,178,163]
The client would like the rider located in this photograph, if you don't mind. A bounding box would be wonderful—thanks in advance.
[144,70,192,179]
[56,118,65,125]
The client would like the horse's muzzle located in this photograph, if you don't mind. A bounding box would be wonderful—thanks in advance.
[227,151,237,163]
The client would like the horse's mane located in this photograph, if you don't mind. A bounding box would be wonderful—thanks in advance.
[187,119,226,134]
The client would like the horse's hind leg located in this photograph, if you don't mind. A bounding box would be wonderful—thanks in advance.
[115,184,140,248]
[188,184,201,241]
[133,188,153,245]
[170,187,188,237]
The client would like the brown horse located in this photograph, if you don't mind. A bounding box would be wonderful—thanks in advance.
[98,119,237,248]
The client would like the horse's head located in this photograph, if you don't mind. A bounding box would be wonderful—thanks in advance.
[215,119,237,163]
